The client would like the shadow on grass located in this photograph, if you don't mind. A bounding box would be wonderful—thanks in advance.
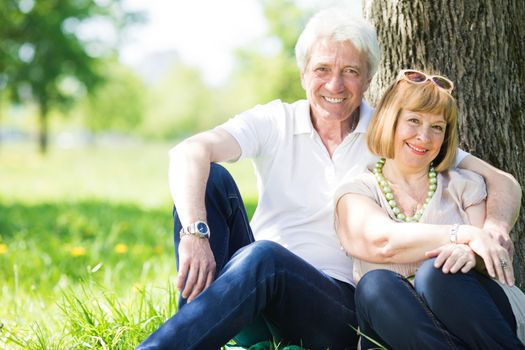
[0,198,257,243]
[0,198,258,289]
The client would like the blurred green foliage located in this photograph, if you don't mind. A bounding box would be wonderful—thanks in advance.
[0,0,141,152]
[137,0,311,140]
[0,0,316,149]
[141,63,215,139]
[81,60,147,133]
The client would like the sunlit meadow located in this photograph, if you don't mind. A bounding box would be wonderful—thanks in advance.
[0,141,257,349]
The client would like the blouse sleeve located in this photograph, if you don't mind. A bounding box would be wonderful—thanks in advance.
[447,168,487,209]
[334,172,381,207]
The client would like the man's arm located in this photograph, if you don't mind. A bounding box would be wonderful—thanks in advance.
[458,154,522,256]
[169,128,241,302]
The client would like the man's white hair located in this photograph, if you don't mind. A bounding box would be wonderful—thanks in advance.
[295,7,380,79]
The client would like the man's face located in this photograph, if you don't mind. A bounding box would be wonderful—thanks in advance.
[301,39,371,124]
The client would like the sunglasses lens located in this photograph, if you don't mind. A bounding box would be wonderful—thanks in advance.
[404,71,427,83]
[432,77,452,90]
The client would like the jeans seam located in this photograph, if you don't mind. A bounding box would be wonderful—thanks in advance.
[401,275,459,349]
[227,194,251,237]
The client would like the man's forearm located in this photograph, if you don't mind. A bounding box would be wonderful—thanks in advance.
[169,141,211,227]
[483,173,521,235]
[459,154,522,235]
[168,129,242,228]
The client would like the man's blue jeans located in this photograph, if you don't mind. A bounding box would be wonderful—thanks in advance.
[136,164,358,350]
[355,259,524,350]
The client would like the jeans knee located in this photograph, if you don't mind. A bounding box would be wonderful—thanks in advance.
[238,241,284,262]
[414,258,443,294]
[355,269,403,323]
[208,163,235,192]
[229,241,288,275]
[356,269,399,305]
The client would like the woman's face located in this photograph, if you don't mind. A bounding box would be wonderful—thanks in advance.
[393,109,447,170]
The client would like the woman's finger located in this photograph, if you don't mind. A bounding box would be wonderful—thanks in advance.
[434,249,452,269]
[449,253,469,273]
[460,251,476,273]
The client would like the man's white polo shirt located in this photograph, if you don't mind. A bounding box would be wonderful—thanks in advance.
[219,99,377,285]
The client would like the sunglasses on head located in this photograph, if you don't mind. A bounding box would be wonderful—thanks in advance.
[397,69,454,93]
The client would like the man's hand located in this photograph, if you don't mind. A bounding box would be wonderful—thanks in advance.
[484,221,514,260]
[426,243,476,274]
[177,236,216,302]
[463,226,514,286]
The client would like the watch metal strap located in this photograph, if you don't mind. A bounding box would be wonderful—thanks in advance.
[179,221,209,238]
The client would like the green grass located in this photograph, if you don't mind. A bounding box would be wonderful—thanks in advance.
[0,141,259,349]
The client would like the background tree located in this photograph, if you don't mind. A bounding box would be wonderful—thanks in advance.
[81,60,146,134]
[1,0,140,153]
[142,63,215,140]
[152,0,312,141]
[224,0,309,111]
[363,0,525,286]
[0,1,23,145]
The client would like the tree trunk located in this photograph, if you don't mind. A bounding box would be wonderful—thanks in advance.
[38,98,48,154]
[364,0,525,287]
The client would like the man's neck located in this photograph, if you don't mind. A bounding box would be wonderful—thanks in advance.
[313,108,360,157]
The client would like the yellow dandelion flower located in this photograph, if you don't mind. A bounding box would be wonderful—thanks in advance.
[153,245,163,254]
[114,243,128,254]
[133,283,143,293]
[70,246,86,257]
[0,244,8,255]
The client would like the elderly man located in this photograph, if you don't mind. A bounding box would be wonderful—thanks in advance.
[137,7,520,350]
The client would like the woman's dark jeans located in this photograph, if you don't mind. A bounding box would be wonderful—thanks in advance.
[355,259,524,350]
[136,163,358,350]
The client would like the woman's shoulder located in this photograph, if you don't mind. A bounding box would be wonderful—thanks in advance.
[439,167,487,207]
[441,167,486,187]
[335,170,378,204]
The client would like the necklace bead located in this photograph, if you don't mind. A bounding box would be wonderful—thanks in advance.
[375,158,437,222]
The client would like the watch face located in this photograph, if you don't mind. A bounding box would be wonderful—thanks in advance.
[197,222,209,234]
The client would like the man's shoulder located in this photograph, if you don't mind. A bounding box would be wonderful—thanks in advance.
[241,99,306,118]
[258,99,308,115]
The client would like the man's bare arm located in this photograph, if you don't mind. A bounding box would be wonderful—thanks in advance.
[168,128,241,302]
[458,154,522,256]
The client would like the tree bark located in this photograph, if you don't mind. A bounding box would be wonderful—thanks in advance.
[364,0,525,287]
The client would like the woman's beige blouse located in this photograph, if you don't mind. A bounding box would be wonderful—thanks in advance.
[335,168,486,281]
[334,167,525,343]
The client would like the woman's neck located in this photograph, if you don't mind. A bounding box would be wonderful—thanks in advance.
[382,159,429,186]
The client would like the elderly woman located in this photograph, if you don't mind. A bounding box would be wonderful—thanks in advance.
[335,69,525,350]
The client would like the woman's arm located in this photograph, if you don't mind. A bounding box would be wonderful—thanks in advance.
[426,200,487,274]
[465,200,486,229]
[336,193,514,285]
[336,193,454,263]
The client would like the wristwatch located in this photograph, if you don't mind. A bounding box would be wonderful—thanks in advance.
[179,221,210,239]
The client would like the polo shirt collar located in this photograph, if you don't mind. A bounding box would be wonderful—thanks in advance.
[354,100,373,134]
[294,100,313,135]
[294,99,373,135]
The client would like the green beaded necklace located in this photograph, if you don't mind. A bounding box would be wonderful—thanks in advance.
[373,158,437,222]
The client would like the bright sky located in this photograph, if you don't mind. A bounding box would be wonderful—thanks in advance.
[120,0,362,85]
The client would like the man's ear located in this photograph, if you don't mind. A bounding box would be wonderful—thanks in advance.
[363,76,372,93]
[300,70,306,90]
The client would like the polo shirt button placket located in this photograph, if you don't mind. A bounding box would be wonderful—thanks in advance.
[325,163,336,184]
